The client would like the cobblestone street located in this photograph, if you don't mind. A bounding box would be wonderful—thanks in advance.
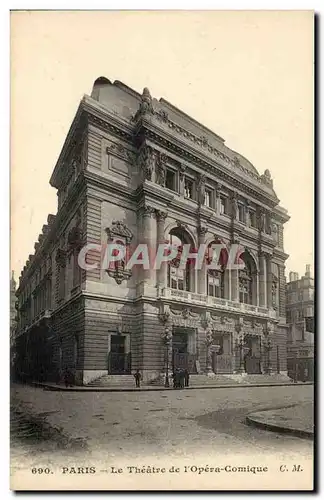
[11,383,313,475]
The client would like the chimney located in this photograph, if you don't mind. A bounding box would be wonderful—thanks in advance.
[305,264,311,278]
[289,272,299,282]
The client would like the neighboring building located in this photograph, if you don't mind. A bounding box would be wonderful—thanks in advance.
[15,77,290,385]
[10,271,17,372]
[286,265,314,381]
[10,271,17,341]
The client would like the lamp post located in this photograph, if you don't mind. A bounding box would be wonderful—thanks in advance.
[263,336,273,375]
[161,326,172,387]
[235,333,249,373]
[205,328,213,374]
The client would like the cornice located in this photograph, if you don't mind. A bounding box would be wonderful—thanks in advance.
[273,247,290,261]
[84,169,135,204]
[50,102,88,188]
[137,118,279,208]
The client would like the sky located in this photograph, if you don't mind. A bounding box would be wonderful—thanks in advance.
[10,10,314,281]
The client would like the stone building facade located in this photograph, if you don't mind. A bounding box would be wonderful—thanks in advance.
[10,271,17,372]
[15,77,290,385]
[286,265,314,381]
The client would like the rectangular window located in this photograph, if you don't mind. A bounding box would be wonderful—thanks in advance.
[238,204,245,223]
[165,169,176,191]
[204,189,212,208]
[207,272,224,298]
[184,177,194,199]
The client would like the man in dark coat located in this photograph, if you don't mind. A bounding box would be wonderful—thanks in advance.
[179,369,185,389]
[184,368,190,388]
[134,369,142,388]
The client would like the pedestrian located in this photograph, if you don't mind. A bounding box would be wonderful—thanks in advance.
[179,369,185,389]
[184,368,190,388]
[174,368,180,389]
[134,369,142,388]
[172,372,177,389]
[63,367,69,388]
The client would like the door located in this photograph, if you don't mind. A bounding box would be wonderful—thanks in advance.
[244,335,261,374]
[109,335,128,374]
[172,330,188,371]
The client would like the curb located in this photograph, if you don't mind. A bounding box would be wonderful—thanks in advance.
[245,414,314,439]
[33,381,313,393]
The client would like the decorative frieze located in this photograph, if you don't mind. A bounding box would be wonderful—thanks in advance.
[105,221,133,244]
[154,209,168,222]
[106,142,136,163]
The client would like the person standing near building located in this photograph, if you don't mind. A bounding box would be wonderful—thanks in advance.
[184,368,190,388]
[134,369,142,388]
[179,369,185,389]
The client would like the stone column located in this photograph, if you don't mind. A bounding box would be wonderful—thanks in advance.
[179,164,186,196]
[155,210,168,293]
[230,269,239,301]
[197,225,208,295]
[258,251,267,307]
[251,270,258,306]
[142,205,156,289]
[223,269,231,299]
[215,183,221,216]
[266,254,273,310]
[245,203,251,226]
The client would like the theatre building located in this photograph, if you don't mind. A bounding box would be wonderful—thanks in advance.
[15,77,290,385]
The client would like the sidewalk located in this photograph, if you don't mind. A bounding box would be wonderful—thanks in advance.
[35,380,313,393]
[246,402,314,438]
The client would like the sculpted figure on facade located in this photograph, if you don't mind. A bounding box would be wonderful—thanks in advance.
[261,168,274,188]
[138,145,155,182]
[197,174,206,205]
[257,209,266,232]
[156,152,168,187]
[231,192,238,219]
[132,87,154,122]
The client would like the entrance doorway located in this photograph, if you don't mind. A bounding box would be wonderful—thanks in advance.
[172,327,197,373]
[108,335,131,374]
[244,334,261,374]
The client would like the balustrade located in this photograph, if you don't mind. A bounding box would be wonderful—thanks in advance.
[161,287,274,317]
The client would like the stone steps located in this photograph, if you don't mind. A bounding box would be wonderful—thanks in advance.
[86,374,136,387]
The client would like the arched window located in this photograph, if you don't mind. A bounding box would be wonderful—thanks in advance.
[167,228,193,291]
[239,251,257,304]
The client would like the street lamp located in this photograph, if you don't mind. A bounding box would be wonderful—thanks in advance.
[235,334,249,373]
[263,336,273,375]
[161,326,172,387]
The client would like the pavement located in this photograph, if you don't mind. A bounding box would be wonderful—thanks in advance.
[34,380,312,393]
[246,402,314,438]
